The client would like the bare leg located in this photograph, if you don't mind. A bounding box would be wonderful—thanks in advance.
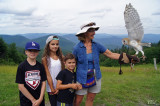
[74,95,84,106]
[85,92,96,106]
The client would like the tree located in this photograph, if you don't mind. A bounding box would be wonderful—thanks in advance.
[0,38,8,58]
[8,43,25,64]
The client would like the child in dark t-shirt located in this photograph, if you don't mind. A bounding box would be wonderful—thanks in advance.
[15,41,46,106]
[56,53,82,106]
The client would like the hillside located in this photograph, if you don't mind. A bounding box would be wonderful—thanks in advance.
[0,34,75,52]
[62,33,160,49]
[32,35,75,51]
[0,34,30,47]
[0,33,160,51]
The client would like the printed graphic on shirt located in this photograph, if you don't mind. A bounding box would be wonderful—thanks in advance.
[69,76,75,93]
[25,70,41,90]
[69,88,74,93]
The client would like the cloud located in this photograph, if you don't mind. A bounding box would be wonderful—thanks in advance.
[152,12,160,15]
[79,8,112,15]
[90,13,106,18]
[152,9,160,15]
[0,8,35,16]
[13,16,51,27]
[78,8,112,19]
[141,18,152,23]
[0,0,159,34]
[0,0,36,16]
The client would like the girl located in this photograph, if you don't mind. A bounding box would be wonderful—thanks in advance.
[42,35,65,106]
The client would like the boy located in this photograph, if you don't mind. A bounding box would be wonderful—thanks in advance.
[56,53,82,106]
[16,41,46,106]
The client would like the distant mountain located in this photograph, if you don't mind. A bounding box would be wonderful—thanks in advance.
[142,34,160,43]
[21,33,51,39]
[62,33,125,49]
[62,34,78,43]
[0,34,75,52]
[0,33,160,51]
[62,33,160,49]
[21,33,74,39]
[32,35,75,51]
[0,34,30,47]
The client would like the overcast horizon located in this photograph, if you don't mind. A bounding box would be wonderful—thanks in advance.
[0,0,160,35]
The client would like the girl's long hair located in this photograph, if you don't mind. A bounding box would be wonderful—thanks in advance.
[42,36,65,70]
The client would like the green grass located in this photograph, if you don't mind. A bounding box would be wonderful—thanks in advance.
[0,64,160,105]
[0,65,49,106]
[93,64,160,106]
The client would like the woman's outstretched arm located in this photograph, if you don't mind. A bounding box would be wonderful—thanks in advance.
[103,49,120,60]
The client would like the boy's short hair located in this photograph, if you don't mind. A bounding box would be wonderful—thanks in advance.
[64,53,76,62]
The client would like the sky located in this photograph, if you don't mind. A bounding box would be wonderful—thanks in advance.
[0,0,159,35]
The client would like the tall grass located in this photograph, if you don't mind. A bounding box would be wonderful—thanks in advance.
[0,64,160,105]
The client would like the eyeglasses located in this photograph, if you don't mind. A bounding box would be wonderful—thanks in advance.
[28,49,39,52]
[87,28,96,32]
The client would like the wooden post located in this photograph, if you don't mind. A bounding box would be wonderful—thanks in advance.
[153,58,157,70]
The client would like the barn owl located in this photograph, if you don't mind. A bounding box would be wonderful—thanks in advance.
[122,3,151,60]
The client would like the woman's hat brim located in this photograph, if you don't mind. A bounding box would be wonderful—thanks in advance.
[76,26,99,36]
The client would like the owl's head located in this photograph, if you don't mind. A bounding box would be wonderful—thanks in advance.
[122,38,129,45]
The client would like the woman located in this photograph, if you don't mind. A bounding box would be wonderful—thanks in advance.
[73,22,120,106]
[42,35,65,106]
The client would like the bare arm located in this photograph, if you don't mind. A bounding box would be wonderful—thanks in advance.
[39,81,46,101]
[33,81,46,106]
[18,84,36,103]
[42,57,55,92]
[103,49,120,60]
[56,80,78,90]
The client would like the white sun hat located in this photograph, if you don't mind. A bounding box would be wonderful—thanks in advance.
[76,22,100,36]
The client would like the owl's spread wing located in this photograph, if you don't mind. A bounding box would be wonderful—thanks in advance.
[124,3,144,42]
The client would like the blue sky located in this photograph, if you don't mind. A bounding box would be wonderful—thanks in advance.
[0,0,159,34]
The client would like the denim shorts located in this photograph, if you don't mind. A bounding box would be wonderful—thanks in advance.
[75,78,101,95]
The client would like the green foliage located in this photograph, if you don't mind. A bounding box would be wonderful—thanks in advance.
[144,47,160,63]
[1,36,160,66]
[100,41,160,67]
[100,54,119,66]
[0,38,8,58]
[0,38,26,65]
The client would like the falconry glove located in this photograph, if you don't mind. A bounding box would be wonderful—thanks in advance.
[118,53,140,75]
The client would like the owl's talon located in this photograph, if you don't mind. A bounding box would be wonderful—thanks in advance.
[132,54,137,57]
[141,55,146,61]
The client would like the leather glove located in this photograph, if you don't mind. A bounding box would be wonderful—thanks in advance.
[118,53,140,75]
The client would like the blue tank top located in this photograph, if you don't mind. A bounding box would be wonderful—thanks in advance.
[87,53,94,69]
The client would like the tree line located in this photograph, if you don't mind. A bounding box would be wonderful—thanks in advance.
[0,37,160,66]
[0,38,26,65]
[100,41,160,66]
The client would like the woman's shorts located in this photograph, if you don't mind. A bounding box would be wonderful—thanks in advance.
[75,78,101,95]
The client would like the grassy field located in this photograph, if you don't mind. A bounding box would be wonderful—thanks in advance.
[0,64,160,106]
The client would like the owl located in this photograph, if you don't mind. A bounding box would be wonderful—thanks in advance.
[122,3,151,60]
